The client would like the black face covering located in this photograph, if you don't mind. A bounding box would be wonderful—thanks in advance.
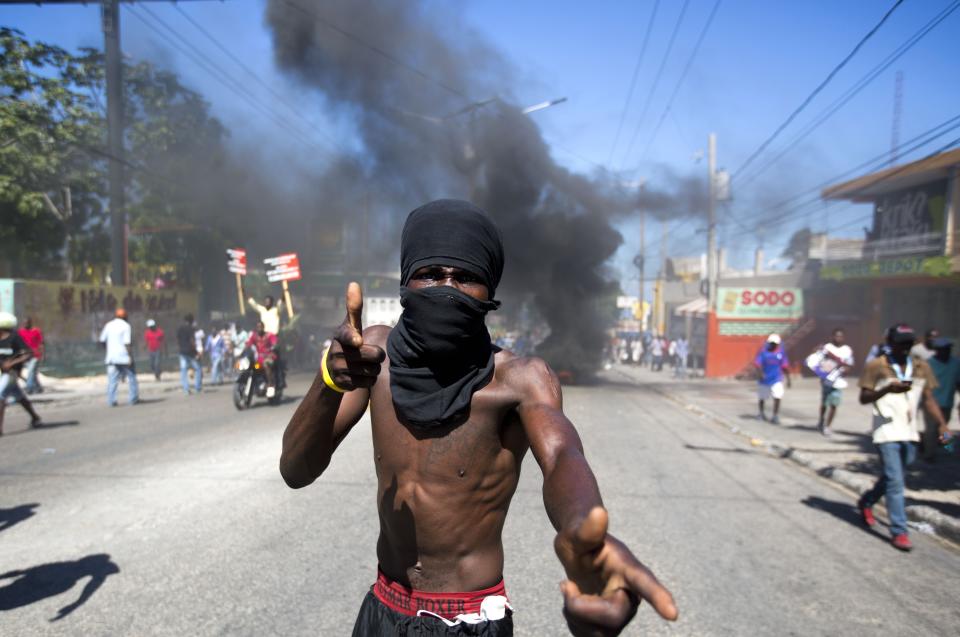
[387,200,505,430]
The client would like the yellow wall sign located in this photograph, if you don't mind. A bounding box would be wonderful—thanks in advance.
[820,256,952,281]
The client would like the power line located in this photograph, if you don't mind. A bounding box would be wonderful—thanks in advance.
[277,0,473,102]
[731,112,960,229]
[606,0,661,165]
[171,3,345,153]
[732,0,906,178]
[639,0,722,161]
[618,0,691,169]
[735,0,960,188]
[126,4,334,155]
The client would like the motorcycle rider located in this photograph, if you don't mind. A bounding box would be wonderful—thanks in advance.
[245,321,279,398]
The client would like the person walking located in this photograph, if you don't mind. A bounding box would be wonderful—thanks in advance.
[755,334,791,424]
[206,326,227,386]
[650,334,664,371]
[812,328,855,437]
[926,338,960,459]
[177,314,202,395]
[0,312,42,435]
[858,324,949,551]
[144,319,165,381]
[674,336,690,379]
[17,316,44,395]
[99,308,139,407]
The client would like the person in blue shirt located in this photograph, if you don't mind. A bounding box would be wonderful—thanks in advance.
[754,333,791,424]
[927,338,960,460]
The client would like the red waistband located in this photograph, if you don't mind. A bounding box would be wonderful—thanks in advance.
[373,568,508,618]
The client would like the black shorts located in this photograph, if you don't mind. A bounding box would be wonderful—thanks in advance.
[351,591,513,636]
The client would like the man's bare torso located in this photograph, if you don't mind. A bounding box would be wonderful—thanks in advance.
[364,325,531,592]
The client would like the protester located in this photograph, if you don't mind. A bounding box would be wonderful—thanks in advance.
[858,324,948,551]
[206,325,228,386]
[18,316,43,395]
[280,200,677,635]
[674,336,690,379]
[144,319,165,381]
[0,312,42,435]
[99,308,139,407]
[651,333,665,371]
[811,328,855,437]
[910,328,938,361]
[926,338,960,459]
[177,314,202,395]
[631,337,643,365]
[246,321,279,398]
[247,294,282,335]
[755,334,791,424]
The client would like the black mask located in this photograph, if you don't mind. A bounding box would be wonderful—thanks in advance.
[387,286,498,429]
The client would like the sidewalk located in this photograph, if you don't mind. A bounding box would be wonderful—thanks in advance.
[612,363,960,543]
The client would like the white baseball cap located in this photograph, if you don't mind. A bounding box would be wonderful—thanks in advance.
[146,319,157,327]
[0,311,16,329]
[767,333,781,344]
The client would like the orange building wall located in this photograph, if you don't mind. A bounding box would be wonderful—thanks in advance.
[704,313,799,378]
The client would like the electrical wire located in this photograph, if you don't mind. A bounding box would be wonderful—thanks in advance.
[735,0,960,188]
[127,4,335,156]
[172,3,345,153]
[732,0,906,178]
[607,0,661,165]
[618,0,691,169]
[639,0,722,161]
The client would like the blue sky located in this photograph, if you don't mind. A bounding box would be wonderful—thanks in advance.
[5,0,960,291]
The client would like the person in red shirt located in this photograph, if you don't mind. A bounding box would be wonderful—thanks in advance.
[18,317,44,395]
[144,319,166,381]
[245,321,278,397]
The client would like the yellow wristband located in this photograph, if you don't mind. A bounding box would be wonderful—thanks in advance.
[321,346,346,393]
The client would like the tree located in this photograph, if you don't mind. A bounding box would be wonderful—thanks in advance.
[0,27,106,279]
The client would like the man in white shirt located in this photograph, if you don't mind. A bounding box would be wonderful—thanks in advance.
[99,308,139,407]
[857,324,948,552]
[814,328,855,437]
[247,295,282,335]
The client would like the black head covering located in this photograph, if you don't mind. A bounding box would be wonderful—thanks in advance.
[387,200,504,429]
[399,199,505,299]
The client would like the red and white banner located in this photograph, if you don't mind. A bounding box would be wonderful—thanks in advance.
[264,253,301,283]
[226,248,247,275]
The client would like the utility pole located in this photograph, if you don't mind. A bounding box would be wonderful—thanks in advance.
[102,0,126,286]
[638,208,645,326]
[658,219,668,334]
[706,133,717,312]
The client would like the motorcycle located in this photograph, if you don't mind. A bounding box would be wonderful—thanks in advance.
[233,347,285,409]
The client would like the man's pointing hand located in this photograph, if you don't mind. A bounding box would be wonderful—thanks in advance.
[325,282,385,391]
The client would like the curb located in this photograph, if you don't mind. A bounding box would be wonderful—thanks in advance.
[630,373,960,545]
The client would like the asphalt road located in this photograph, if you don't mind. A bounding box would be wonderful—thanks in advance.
[1,372,958,636]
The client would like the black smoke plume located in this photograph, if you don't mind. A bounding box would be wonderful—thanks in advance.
[262,0,646,379]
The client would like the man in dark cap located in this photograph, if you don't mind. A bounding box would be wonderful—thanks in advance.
[857,323,949,552]
[281,200,677,636]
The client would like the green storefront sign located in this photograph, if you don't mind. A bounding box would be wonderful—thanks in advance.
[820,255,953,281]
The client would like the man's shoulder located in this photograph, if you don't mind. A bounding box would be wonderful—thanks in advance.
[495,352,558,394]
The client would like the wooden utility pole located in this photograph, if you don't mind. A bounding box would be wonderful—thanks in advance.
[707,133,717,312]
[102,0,127,285]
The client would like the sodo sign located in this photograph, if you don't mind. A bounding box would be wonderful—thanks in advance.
[717,287,804,319]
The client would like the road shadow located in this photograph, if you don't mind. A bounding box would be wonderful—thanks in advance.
[684,443,750,454]
[5,420,80,437]
[247,394,301,409]
[0,553,119,621]
[0,503,39,533]
[133,397,166,405]
[906,497,960,519]
[801,496,888,543]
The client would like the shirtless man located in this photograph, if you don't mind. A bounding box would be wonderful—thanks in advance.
[280,200,677,635]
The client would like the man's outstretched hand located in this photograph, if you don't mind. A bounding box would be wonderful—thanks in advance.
[555,507,678,636]
[325,282,385,391]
